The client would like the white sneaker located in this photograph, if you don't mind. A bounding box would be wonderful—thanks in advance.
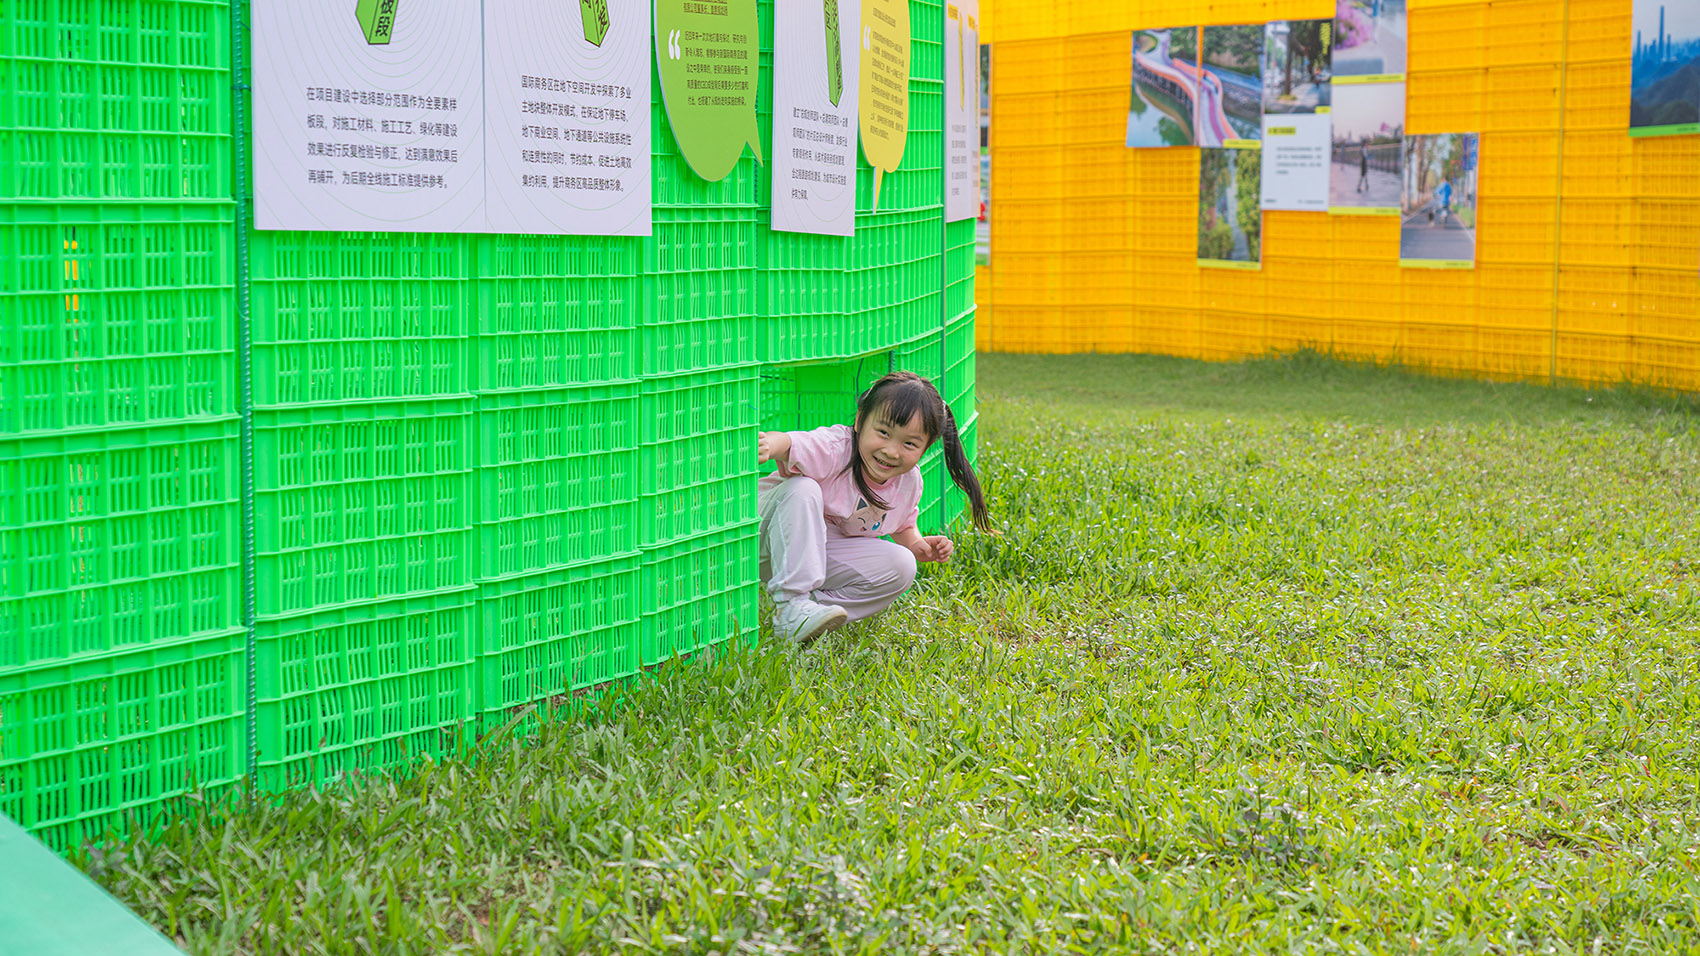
[773,598,848,646]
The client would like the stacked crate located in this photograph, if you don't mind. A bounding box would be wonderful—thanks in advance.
[0,0,978,849]
[0,0,247,847]
[977,0,1700,392]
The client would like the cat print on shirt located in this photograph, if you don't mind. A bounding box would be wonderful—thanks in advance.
[839,496,886,535]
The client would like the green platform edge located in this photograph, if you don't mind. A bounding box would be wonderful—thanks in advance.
[0,813,184,955]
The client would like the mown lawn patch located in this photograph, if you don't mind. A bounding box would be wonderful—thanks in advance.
[85,353,1700,954]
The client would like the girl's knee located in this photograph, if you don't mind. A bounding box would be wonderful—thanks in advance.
[778,475,823,504]
[887,542,918,590]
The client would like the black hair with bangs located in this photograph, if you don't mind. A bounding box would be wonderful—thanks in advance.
[847,371,991,532]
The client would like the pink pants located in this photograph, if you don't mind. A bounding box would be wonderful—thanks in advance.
[758,476,918,622]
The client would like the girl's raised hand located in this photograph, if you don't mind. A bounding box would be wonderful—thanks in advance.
[912,535,955,563]
[756,431,791,464]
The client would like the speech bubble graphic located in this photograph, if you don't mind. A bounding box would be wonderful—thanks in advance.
[858,0,909,210]
[654,0,762,182]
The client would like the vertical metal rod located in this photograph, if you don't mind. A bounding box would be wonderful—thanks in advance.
[230,0,258,776]
[1550,0,1572,386]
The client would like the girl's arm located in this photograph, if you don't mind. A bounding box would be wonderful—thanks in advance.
[757,431,792,464]
[890,526,955,563]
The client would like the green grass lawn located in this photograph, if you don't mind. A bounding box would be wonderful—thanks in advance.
[83,353,1700,954]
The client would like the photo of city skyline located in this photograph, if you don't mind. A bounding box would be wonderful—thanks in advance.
[1631,0,1700,135]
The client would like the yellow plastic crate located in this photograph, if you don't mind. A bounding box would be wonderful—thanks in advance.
[1066,33,1133,89]
[1634,198,1700,272]
[1408,3,1488,72]
[1200,267,1267,315]
[1065,305,1134,352]
[1556,332,1630,384]
[1136,306,1201,358]
[1630,268,1700,341]
[1484,0,1566,68]
[1475,198,1558,265]
[1264,256,1333,319]
[1060,88,1136,146]
[1484,64,1563,131]
[1265,315,1332,354]
[1478,327,1553,381]
[1263,212,1332,252]
[1068,152,1133,201]
[1198,309,1266,361]
[1563,59,1629,131]
[1564,0,1630,62]
[1479,264,1557,327]
[1140,253,1201,309]
[1633,138,1700,201]
[1331,215,1400,254]
[1557,199,1635,266]
[1061,251,1137,305]
[1406,68,1485,135]
[1331,261,1402,324]
[1402,322,1478,376]
[1400,269,1477,326]
[1332,319,1403,362]
[1630,337,1700,390]
[1560,130,1635,199]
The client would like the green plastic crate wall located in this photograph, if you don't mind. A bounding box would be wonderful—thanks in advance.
[0,419,242,669]
[477,557,641,728]
[757,0,949,365]
[251,400,473,618]
[0,2,234,202]
[640,522,758,667]
[474,385,639,580]
[252,590,475,792]
[0,0,977,850]
[1,204,236,434]
[1,630,246,848]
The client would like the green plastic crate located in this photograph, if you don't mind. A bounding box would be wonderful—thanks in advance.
[247,231,472,406]
[474,385,639,578]
[640,367,760,546]
[642,270,758,375]
[639,522,759,665]
[0,203,235,434]
[475,557,640,725]
[0,418,241,670]
[472,230,641,391]
[252,399,473,617]
[252,589,475,792]
[0,1,233,201]
[0,630,246,845]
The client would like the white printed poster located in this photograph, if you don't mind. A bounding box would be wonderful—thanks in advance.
[1261,114,1331,211]
[1260,19,1332,211]
[484,0,652,235]
[771,0,862,236]
[944,0,980,222]
[252,0,485,232]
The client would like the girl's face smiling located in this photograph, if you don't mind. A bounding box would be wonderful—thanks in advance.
[857,408,930,484]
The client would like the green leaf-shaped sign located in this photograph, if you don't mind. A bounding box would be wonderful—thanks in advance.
[654,0,763,181]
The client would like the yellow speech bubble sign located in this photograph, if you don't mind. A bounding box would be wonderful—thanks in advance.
[857,0,910,211]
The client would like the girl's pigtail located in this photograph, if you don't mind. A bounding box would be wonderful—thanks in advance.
[938,402,991,532]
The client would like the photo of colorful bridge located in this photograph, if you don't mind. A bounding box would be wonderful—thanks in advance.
[1126,28,1200,147]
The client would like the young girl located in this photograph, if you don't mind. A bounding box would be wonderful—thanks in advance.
[755,371,991,645]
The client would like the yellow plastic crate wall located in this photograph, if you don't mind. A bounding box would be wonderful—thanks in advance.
[976,0,1700,391]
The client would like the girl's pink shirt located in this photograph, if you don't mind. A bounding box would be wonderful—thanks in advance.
[760,424,922,538]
